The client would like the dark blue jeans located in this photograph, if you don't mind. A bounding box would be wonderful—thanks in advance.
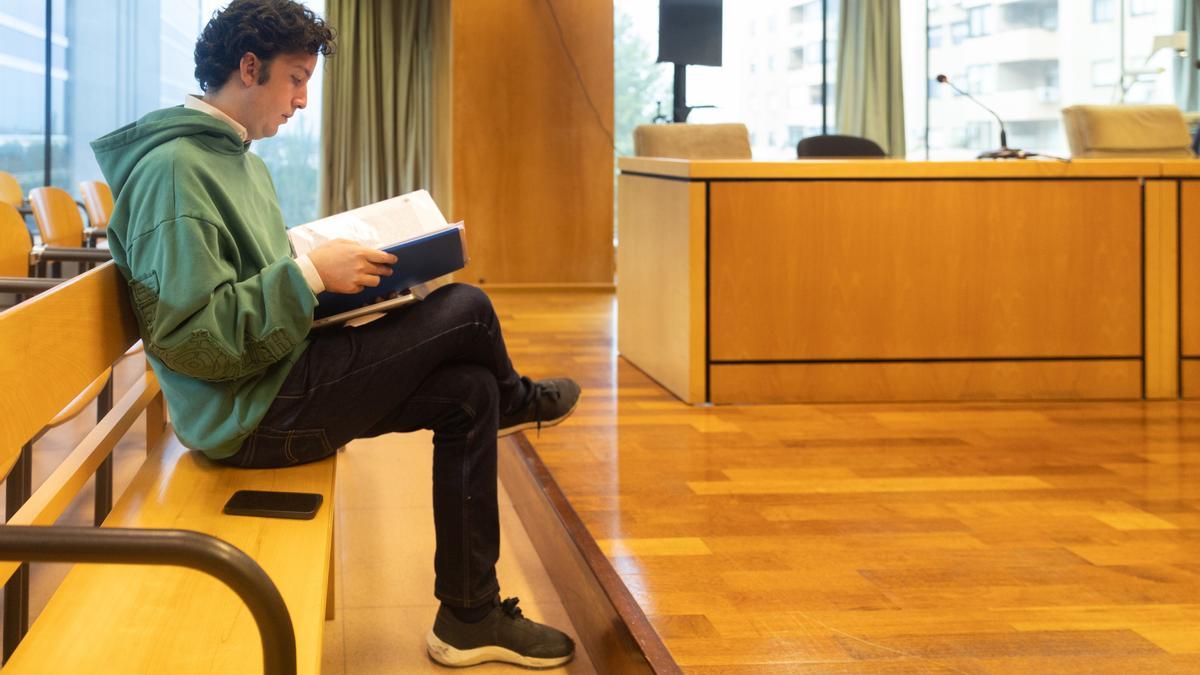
[219,283,530,608]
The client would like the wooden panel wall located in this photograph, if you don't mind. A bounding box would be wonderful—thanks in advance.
[709,180,1143,361]
[451,0,614,285]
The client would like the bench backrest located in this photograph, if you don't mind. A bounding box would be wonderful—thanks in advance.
[0,262,139,476]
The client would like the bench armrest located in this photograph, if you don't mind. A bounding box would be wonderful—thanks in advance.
[0,526,297,675]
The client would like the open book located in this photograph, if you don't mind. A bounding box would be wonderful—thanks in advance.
[289,190,467,328]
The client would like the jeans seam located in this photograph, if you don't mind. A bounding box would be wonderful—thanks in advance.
[303,321,493,397]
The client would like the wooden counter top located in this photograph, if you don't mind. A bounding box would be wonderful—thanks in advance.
[617,156,1181,180]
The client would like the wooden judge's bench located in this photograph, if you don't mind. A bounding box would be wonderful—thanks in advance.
[617,157,1200,404]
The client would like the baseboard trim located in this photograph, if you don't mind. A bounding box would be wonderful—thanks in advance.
[498,434,679,674]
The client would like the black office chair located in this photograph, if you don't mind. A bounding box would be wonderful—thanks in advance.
[796,134,886,158]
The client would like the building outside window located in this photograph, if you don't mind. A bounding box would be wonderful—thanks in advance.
[615,0,838,159]
[928,25,944,49]
[789,47,805,70]
[951,21,969,45]
[1091,59,1116,87]
[965,63,993,94]
[916,0,1176,159]
[1129,0,1155,17]
[967,5,991,38]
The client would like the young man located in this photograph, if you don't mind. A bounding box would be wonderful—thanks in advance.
[90,0,580,668]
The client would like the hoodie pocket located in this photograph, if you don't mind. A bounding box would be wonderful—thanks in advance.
[128,270,159,331]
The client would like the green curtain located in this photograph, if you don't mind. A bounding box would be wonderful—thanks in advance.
[321,0,432,216]
[1175,0,1199,111]
[835,0,904,157]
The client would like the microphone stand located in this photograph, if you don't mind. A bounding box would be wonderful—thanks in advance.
[936,74,1035,160]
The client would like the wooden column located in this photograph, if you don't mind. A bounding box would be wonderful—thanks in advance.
[451,0,614,286]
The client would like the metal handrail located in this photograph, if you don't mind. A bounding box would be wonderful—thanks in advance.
[31,246,111,264]
[0,278,63,294]
[0,526,296,675]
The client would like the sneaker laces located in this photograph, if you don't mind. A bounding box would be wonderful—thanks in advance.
[499,596,525,620]
[531,383,561,436]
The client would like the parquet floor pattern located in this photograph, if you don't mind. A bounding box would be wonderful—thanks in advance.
[489,289,1200,674]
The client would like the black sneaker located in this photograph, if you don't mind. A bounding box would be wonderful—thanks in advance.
[426,596,576,668]
[498,378,580,438]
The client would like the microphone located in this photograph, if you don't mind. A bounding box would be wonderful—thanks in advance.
[936,74,1031,159]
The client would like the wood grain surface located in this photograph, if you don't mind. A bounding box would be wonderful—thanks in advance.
[708,180,1142,362]
[489,287,1200,673]
[616,174,706,402]
[451,0,613,285]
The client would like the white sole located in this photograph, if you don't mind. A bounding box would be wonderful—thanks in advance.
[426,630,573,669]
[497,398,579,438]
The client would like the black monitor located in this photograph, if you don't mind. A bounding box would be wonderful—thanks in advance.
[657,0,722,67]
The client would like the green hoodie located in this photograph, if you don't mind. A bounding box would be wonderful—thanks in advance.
[91,106,316,459]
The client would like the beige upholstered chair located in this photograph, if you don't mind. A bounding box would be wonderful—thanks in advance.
[1061,104,1194,159]
[633,123,752,159]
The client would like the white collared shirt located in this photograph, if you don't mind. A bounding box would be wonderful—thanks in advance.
[184,94,249,143]
[183,95,325,295]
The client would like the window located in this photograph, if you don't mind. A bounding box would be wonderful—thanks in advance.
[804,42,822,66]
[790,2,819,25]
[1091,60,1116,87]
[966,6,991,38]
[2,0,326,228]
[668,0,838,158]
[951,21,968,45]
[910,0,1183,160]
[0,2,49,198]
[789,47,805,69]
[965,121,992,149]
[965,64,992,94]
[1129,0,1154,17]
[1002,1,1057,30]
[928,25,943,49]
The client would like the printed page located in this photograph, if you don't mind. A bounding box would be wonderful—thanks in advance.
[288,189,449,257]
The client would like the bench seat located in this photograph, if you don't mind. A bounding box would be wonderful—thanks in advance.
[4,431,336,674]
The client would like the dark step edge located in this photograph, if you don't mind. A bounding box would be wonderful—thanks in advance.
[498,433,681,675]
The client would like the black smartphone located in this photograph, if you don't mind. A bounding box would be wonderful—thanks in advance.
[222,490,323,520]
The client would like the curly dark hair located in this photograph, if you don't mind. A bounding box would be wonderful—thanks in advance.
[194,0,335,92]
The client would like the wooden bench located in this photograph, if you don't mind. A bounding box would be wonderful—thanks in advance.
[0,261,336,674]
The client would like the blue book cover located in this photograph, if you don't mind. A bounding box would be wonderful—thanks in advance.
[312,225,467,321]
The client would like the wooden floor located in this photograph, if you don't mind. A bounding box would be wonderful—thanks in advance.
[489,288,1200,674]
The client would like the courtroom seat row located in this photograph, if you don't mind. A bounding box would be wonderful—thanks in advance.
[0,170,113,249]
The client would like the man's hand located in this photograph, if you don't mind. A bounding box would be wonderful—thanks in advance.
[307,239,398,294]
